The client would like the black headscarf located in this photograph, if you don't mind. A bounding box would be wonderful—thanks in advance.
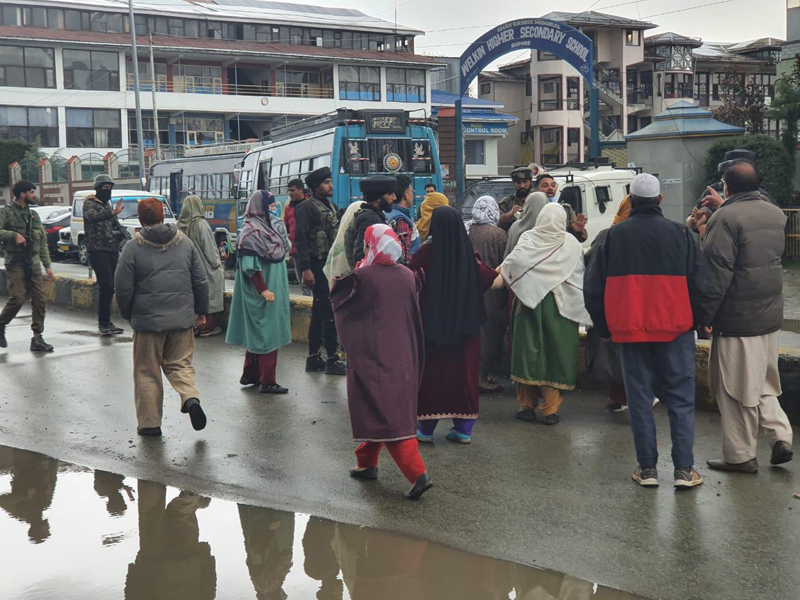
[422,206,487,347]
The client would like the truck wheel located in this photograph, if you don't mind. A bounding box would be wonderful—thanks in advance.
[79,240,88,266]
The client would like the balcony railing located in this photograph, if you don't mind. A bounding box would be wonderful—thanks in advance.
[126,75,334,99]
[626,84,653,105]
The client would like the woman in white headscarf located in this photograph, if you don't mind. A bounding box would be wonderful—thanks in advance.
[466,196,508,393]
[492,203,591,425]
[504,191,548,258]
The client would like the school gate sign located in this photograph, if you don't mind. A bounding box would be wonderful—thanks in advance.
[454,19,599,200]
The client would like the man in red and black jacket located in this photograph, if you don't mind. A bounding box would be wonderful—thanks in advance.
[584,173,708,490]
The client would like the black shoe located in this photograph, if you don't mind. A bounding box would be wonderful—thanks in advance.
[108,322,124,334]
[0,326,6,348]
[98,324,115,336]
[349,466,378,480]
[514,408,537,422]
[707,458,758,473]
[137,426,162,437]
[771,441,794,465]
[259,383,289,394]
[305,352,326,372]
[404,472,433,500]
[541,413,560,426]
[181,398,207,431]
[30,335,54,352]
[325,356,347,376]
[239,375,257,386]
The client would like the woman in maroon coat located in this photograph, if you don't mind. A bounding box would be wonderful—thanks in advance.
[409,206,498,444]
[332,224,432,500]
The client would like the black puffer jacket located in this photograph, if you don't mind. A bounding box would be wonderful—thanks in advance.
[83,195,130,253]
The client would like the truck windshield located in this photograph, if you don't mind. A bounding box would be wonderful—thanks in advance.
[117,196,173,220]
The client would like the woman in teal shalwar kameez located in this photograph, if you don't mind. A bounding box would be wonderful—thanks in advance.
[226,190,292,394]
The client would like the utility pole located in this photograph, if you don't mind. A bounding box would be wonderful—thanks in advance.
[149,32,161,161]
[128,0,146,188]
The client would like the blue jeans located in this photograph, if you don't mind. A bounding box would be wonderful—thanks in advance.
[619,331,696,469]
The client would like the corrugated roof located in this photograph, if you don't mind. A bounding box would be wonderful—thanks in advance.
[625,101,744,141]
[543,10,656,30]
[646,32,703,48]
[0,25,440,66]
[18,0,423,35]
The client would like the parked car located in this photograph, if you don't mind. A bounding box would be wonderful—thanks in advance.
[459,166,635,246]
[57,227,77,259]
[42,211,71,256]
[68,190,176,266]
[31,205,70,222]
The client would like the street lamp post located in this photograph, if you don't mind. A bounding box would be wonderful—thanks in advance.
[128,0,146,188]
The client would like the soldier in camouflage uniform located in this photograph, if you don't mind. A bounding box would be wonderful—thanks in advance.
[0,181,55,352]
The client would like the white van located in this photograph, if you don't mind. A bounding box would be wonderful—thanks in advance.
[68,190,176,265]
[546,165,636,246]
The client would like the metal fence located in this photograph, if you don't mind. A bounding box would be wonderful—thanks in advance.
[785,209,800,259]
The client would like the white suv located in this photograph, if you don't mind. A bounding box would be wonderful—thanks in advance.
[69,190,176,265]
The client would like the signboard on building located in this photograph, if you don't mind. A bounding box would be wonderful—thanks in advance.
[364,111,407,134]
[458,19,594,96]
[464,123,510,136]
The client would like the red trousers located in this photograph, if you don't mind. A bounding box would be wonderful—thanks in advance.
[355,438,426,484]
[243,350,278,385]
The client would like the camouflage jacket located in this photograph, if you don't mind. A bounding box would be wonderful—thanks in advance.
[83,195,130,254]
[0,201,50,270]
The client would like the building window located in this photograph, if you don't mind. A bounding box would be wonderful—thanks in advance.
[567,128,580,162]
[66,108,122,148]
[465,139,485,165]
[0,106,59,146]
[640,116,652,128]
[541,126,562,164]
[566,77,580,110]
[127,110,168,147]
[90,12,124,33]
[0,46,56,88]
[525,75,532,97]
[126,60,167,91]
[339,66,380,101]
[664,73,693,99]
[538,75,562,111]
[480,82,491,95]
[172,115,224,146]
[386,68,426,102]
[275,70,327,97]
[627,115,639,134]
[174,64,223,94]
[63,49,120,91]
[626,29,640,46]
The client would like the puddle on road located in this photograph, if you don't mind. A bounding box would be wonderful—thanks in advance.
[0,445,647,600]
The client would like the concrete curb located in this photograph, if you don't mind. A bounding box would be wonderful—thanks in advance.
[1,271,798,421]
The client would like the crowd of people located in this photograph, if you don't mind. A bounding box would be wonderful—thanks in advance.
[0,155,794,499]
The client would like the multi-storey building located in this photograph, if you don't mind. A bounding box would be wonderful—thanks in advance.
[0,0,438,161]
[478,10,783,170]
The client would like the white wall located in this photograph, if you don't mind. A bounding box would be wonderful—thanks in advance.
[465,136,500,177]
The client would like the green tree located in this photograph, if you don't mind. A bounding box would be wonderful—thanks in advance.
[705,134,794,205]
[713,69,767,134]
[770,56,800,162]
[0,139,34,186]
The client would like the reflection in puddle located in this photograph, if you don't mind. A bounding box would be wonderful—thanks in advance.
[0,446,647,599]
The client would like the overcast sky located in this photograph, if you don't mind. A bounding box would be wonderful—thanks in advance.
[313,0,786,65]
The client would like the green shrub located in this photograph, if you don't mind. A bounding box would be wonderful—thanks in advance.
[705,134,795,205]
[0,139,35,186]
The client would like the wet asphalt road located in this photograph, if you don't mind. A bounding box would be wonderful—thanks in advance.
[1,307,798,600]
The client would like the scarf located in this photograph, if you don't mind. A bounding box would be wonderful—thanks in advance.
[356,224,402,269]
[324,200,364,282]
[505,192,548,257]
[501,203,592,326]
[237,190,285,262]
[416,192,449,242]
[613,195,632,225]
[465,195,500,233]
[177,195,207,242]
[423,206,486,346]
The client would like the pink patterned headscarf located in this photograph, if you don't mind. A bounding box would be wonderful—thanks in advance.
[356,224,402,269]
